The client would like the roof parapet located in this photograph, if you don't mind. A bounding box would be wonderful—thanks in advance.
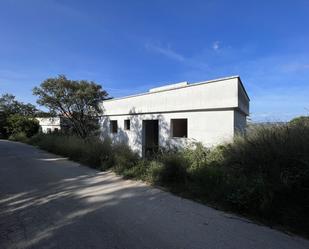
[149,81,188,92]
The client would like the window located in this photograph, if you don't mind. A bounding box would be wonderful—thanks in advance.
[54,128,59,132]
[110,120,118,133]
[124,119,130,130]
[171,119,187,138]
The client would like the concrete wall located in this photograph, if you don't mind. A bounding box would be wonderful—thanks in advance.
[100,76,250,155]
[36,117,61,133]
[237,78,250,116]
[102,77,240,116]
[234,110,247,134]
[101,110,235,155]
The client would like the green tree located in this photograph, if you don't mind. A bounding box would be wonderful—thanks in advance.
[6,114,40,138]
[0,94,38,138]
[33,75,109,138]
[289,116,309,127]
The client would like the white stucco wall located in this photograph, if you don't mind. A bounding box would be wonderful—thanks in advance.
[101,110,235,155]
[102,77,240,115]
[100,76,250,156]
[36,117,61,133]
[237,78,250,116]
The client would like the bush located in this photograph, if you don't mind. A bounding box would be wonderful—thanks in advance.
[112,143,140,174]
[8,132,29,142]
[146,160,164,184]
[215,124,309,233]
[7,114,39,138]
[183,142,209,171]
[289,115,309,127]
[156,152,189,189]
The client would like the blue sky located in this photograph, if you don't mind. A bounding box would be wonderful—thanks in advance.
[0,0,309,122]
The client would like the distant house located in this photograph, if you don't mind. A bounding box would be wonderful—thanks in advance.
[101,76,250,156]
[36,117,61,133]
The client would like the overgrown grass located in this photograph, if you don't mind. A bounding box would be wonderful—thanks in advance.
[28,134,114,169]
[26,122,309,237]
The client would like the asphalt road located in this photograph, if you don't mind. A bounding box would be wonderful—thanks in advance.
[0,140,308,249]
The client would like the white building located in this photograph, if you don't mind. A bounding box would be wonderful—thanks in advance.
[36,117,61,133]
[101,76,249,156]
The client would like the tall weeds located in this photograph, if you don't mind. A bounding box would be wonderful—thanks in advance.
[28,122,309,236]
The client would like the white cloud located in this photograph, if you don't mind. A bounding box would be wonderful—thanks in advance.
[281,63,309,72]
[212,41,220,51]
[145,43,185,62]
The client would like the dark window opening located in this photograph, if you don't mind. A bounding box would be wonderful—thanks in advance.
[110,120,118,133]
[171,119,187,138]
[124,119,130,130]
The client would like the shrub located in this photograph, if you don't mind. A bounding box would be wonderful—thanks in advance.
[7,114,39,138]
[112,143,140,174]
[8,132,28,142]
[217,124,309,233]
[146,160,164,184]
[289,115,309,127]
[183,142,209,171]
[118,160,149,180]
[156,152,189,189]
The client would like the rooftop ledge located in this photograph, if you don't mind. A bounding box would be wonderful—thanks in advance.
[103,75,247,102]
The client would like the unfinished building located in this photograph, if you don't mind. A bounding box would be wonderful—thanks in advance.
[101,76,250,156]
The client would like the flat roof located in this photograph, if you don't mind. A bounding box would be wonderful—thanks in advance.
[104,75,250,102]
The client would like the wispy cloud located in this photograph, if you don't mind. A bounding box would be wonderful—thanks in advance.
[144,41,209,72]
[281,63,309,72]
[212,41,220,51]
[145,43,185,62]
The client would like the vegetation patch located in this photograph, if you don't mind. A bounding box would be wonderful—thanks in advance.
[26,120,309,237]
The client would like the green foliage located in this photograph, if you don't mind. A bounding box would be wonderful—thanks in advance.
[216,124,309,233]
[156,153,189,188]
[33,75,109,138]
[0,94,37,116]
[112,143,140,174]
[7,115,40,139]
[144,160,164,183]
[8,132,28,142]
[182,142,209,170]
[29,134,113,169]
[289,115,309,127]
[0,93,38,138]
[27,121,309,236]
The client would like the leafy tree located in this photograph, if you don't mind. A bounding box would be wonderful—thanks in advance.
[289,116,309,127]
[6,114,40,138]
[0,94,38,138]
[33,75,109,138]
[35,110,56,118]
[0,94,37,116]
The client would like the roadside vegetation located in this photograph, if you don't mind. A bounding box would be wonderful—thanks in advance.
[0,94,40,141]
[26,118,309,237]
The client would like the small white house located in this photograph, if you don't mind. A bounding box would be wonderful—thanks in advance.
[36,117,61,133]
[101,76,249,156]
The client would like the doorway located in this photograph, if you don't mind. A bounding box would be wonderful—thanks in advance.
[142,120,159,157]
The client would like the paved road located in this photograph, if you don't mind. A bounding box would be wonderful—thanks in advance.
[0,140,308,249]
